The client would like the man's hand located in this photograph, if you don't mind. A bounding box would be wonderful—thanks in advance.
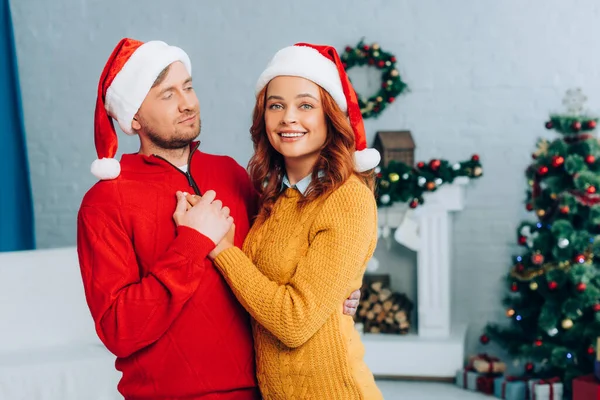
[173,190,233,245]
[343,289,361,316]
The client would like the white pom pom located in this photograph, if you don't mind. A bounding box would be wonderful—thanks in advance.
[354,148,381,172]
[91,158,121,180]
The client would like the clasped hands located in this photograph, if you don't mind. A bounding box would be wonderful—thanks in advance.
[172,190,234,259]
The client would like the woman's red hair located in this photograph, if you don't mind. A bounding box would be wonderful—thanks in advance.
[248,84,375,222]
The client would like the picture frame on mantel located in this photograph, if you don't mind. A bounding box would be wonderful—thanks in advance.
[373,130,415,168]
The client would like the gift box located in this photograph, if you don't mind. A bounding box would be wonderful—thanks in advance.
[493,376,528,400]
[469,353,507,374]
[573,374,600,400]
[596,337,600,381]
[528,377,563,400]
[455,368,479,391]
[477,374,496,395]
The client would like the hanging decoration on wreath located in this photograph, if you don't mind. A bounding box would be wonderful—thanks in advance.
[341,39,408,119]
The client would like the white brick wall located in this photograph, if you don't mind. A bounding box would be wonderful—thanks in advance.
[10,0,600,355]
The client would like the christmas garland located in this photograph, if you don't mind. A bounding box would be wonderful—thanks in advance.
[341,40,407,119]
[375,155,483,208]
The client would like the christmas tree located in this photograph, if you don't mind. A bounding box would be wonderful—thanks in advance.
[484,89,600,388]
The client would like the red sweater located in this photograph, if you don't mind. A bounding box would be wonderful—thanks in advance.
[77,143,260,400]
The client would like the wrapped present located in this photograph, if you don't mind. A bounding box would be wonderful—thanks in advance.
[455,368,479,391]
[476,374,496,395]
[596,338,600,381]
[573,374,600,400]
[493,376,529,400]
[469,353,507,374]
[528,377,563,400]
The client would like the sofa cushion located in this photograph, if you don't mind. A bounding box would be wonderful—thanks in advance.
[0,247,101,352]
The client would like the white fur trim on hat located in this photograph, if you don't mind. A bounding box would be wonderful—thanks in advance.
[91,157,121,180]
[105,41,191,135]
[354,148,381,172]
[255,46,347,112]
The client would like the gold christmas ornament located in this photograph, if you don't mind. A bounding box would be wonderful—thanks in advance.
[373,51,380,57]
[388,173,400,182]
[537,209,546,217]
[376,96,383,103]
[550,193,557,200]
[390,69,399,77]
[529,282,539,291]
[561,318,573,329]
[506,309,516,317]
[474,167,483,177]
[372,43,380,50]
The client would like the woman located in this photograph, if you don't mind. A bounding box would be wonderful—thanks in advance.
[210,43,383,399]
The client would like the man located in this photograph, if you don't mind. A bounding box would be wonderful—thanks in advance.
[77,38,360,400]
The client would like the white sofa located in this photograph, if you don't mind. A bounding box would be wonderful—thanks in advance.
[0,247,122,400]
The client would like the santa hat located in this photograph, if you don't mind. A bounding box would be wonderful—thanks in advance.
[92,38,192,180]
[255,43,380,172]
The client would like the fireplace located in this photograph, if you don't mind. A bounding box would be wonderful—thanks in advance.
[360,177,470,378]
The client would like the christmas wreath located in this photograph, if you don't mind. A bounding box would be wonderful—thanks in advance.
[341,40,407,119]
[376,155,483,208]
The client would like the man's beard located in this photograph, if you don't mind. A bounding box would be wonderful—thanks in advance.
[144,118,202,150]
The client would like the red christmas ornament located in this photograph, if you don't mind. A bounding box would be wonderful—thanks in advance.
[534,339,543,347]
[593,304,600,312]
[531,253,544,265]
[377,60,385,68]
[345,46,352,52]
[531,153,537,160]
[526,203,534,211]
[417,161,425,169]
[538,166,549,175]
[545,121,553,129]
[525,362,534,373]
[511,282,519,292]
[587,186,596,194]
[575,254,586,263]
[471,154,480,162]
[588,346,596,355]
[586,120,597,130]
[429,159,441,170]
[548,281,558,290]
[559,205,570,214]
[381,82,387,88]
[479,334,490,345]
[363,44,370,51]
[572,121,582,132]
[518,236,528,245]
[409,199,419,209]
[586,155,596,164]
[516,263,525,272]
[390,56,397,62]
[576,282,587,292]
[551,156,564,167]
[342,62,347,69]
[388,97,395,103]
[368,58,375,65]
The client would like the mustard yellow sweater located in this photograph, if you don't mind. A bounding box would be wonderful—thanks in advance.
[214,176,383,399]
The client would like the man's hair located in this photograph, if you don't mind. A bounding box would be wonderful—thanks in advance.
[152,65,171,88]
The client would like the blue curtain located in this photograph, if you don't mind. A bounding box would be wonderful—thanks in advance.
[0,0,35,252]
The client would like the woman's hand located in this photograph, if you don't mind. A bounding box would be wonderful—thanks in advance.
[209,223,236,260]
[173,190,233,245]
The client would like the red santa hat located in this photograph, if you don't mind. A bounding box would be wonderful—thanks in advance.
[255,43,380,172]
[92,38,192,180]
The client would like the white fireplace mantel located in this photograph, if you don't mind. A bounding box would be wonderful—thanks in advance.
[360,177,471,378]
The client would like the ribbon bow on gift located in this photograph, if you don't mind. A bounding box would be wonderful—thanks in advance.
[531,377,561,400]
[476,375,495,394]
[469,353,504,374]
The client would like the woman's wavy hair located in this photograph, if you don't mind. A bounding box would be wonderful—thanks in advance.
[248,84,375,222]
